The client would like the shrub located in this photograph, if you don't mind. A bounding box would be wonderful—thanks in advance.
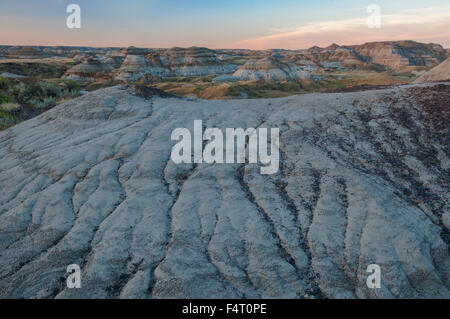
[0,76,9,90]
[28,97,57,109]
[0,103,21,112]
[66,89,81,98]
[15,82,39,103]
[39,82,62,98]
[193,86,203,95]
[65,80,80,92]
[0,109,18,129]
[14,81,71,107]
[0,91,14,104]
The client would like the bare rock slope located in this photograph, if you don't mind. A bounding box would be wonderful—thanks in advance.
[414,58,450,83]
[0,83,449,299]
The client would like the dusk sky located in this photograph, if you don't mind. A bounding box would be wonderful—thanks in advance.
[1,0,449,49]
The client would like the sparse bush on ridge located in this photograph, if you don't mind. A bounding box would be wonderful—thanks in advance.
[39,81,63,97]
[14,81,80,108]
[28,96,57,108]
[65,79,80,92]
[0,108,18,129]
[0,76,10,90]
[0,102,21,112]
[0,77,85,130]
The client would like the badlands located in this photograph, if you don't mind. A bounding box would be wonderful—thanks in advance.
[4,40,447,130]
[1,41,448,105]
[0,40,449,299]
[54,41,449,85]
[0,81,448,298]
[213,57,310,82]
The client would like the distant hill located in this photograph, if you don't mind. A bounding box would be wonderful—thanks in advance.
[301,40,448,70]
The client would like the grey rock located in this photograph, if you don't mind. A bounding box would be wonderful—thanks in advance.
[0,83,448,299]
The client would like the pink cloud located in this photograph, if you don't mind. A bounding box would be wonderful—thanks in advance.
[234,6,450,49]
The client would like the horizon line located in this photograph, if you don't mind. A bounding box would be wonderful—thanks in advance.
[1,39,448,51]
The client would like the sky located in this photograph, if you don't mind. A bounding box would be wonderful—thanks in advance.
[0,0,449,49]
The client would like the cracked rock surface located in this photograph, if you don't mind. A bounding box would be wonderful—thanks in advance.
[0,83,449,298]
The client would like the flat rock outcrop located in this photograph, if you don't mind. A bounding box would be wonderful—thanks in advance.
[0,83,448,299]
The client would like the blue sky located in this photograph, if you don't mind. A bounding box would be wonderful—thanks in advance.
[1,0,449,48]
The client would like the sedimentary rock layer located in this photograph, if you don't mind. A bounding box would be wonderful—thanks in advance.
[214,57,309,82]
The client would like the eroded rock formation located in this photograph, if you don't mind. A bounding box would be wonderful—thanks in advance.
[0,83,448,299]
[161,47,238,77]
[350,41,448,69]
[214,57,310,82]
[414,58,450,83]
[62,57,112,82]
